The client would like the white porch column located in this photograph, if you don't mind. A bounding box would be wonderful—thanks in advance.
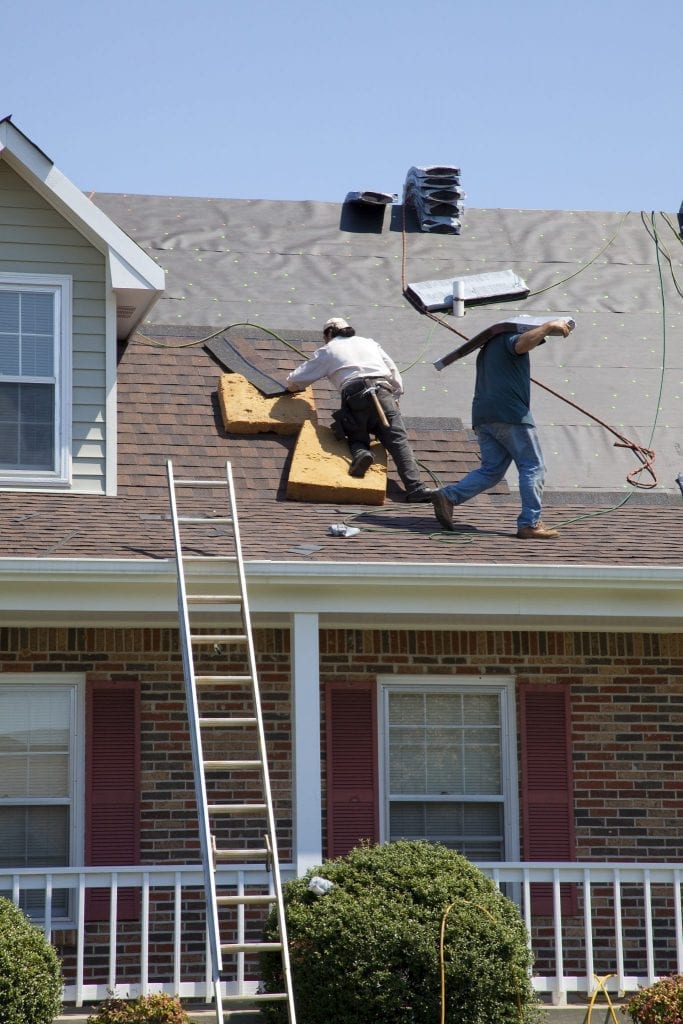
[291,612,322,874]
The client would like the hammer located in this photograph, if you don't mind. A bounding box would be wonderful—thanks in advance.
[364,383,390,428]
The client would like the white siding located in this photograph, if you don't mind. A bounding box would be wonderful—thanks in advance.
[0,162,107,493]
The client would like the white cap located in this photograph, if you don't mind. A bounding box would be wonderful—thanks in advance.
[323,317,350,332]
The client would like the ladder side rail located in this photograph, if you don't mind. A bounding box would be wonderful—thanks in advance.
[166,460,223,985]
[223,461,297,1024]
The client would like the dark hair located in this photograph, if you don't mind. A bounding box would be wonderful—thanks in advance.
[325,325,356,340]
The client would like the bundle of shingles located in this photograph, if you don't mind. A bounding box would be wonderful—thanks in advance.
[403,164,465,234]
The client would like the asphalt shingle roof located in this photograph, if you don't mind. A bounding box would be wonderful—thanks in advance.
[0,331,679,567]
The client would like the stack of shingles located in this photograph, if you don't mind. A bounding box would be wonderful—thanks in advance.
[403,165,465,234]
[217,373,387,505]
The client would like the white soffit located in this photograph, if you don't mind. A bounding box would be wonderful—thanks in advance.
[0,118,165,339]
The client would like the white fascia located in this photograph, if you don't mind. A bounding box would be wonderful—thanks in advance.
[0,558,680,631]
[0,120,164,338]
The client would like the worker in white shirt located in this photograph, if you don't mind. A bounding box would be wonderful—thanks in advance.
[286,317,433,502]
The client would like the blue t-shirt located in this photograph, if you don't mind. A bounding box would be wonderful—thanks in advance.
[471,332,534,427]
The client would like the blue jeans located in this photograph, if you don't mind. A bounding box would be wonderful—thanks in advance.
[440,422,545,529]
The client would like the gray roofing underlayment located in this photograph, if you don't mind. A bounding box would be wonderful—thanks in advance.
[92,193,682,502]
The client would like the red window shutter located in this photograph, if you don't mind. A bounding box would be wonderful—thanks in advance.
[325,682,379,859]
[85,681,141,921]
[520,683,576,915]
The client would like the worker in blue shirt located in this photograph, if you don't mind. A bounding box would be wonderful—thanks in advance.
[431,318,572,538]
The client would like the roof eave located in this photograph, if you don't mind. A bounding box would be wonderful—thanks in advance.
[0,557,679,631]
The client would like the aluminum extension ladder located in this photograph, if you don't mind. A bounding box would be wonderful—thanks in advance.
[166,459,296,1024]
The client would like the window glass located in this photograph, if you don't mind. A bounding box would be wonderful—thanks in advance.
[0,685,77,920]
[0,285,58,475]
[385,687,507,860]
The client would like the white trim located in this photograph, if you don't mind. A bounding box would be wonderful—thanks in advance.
[377,675,519,859]
[291,613,323,872]
[104,267,118,495]
[0,558,679,629]
[0,273,72,486]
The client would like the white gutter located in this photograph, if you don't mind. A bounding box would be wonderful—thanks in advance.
[0,558,680,630]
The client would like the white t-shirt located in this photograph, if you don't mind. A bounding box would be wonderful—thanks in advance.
[287,335,403,395]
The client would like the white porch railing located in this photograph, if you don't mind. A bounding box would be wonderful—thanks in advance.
[2,862,682,1007]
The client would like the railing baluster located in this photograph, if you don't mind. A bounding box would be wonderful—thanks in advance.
[613,868,625,992]
[552,868,566,1006]
[76,873,85,1007]
[108,875,118,991]
[174,873,182,994]
[583,868,594,991]
[644,869,655,984]
[141,873,150,997]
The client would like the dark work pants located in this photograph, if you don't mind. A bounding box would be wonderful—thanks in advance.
[339,382,422,493]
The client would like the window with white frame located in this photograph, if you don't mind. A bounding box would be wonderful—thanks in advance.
[380,679,518,861]
[0,677,83,920]
[0,274,71,483]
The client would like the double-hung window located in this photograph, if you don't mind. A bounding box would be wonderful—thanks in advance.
[380,678,518,861]
[0,676,84,922]
[0,274,71,484]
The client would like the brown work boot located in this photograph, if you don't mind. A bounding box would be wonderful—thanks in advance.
[431,490,454,530]
[516,521,559,539]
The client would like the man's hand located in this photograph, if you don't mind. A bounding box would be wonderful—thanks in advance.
[546,319,572,338]
[515,319,573,353]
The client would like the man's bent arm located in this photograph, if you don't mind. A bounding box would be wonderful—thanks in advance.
[514,319,571,354]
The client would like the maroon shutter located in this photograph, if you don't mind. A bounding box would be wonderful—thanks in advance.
[520,683,576,915]
[85,681,141,920]
[326,682,379,858]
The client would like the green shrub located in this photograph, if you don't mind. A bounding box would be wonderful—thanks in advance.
[624,975,683,1024]
[260,839,540,1024]
[0,896,63,1024]
[86,992,191,1024]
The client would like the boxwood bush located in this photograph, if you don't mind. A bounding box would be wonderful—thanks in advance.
[0,896,63,1024]
[85,992,191,1024]
[625,975,683,1024]
[260,840,540,1024]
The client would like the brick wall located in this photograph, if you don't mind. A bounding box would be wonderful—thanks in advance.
[2,625,681,985]
[318,628,683,861]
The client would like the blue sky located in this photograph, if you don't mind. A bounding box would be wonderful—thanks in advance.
[3,0,681,212]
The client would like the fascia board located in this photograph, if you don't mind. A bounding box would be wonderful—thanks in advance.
[0,558,680,631]
[0,121,164,295]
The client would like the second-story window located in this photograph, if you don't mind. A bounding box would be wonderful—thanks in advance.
[0,275,71,484]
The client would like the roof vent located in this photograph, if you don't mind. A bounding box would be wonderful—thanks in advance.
[403,165,464,233]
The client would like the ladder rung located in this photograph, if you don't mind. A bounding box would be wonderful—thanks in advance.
[191,634,246,645]
[178,515,233,524]
[222,992,288,1003]
[182,556,239,564]
[221,942,282,954]
[215,848,269,862]
[195,674,252,686]
[174,478,226,486]
[186,594,241,604]
[217,894,275,906]
[209,803,267,815]
[199,717,257,728]
[204,759,262,771]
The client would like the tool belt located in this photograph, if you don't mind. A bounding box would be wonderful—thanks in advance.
[341,377,392,400]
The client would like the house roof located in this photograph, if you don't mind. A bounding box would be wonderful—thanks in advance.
[91,191,682,498]
[0,181,680,628]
